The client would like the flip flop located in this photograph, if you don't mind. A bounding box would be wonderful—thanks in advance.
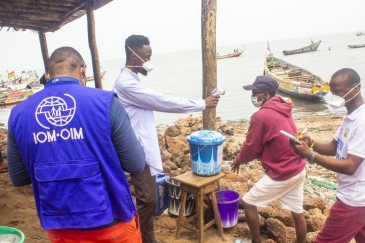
[0,168,8,173]
[233,239,252,243]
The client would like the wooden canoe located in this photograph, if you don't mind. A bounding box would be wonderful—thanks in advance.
[283,40,321,55]
[348,44,365,48]
[264,55,329,101]
[4,96,27,105]
[86,71,106,82]
[217,50,244,59]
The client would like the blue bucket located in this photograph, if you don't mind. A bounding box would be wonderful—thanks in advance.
[153,173,170,216]
[187,130,225,176]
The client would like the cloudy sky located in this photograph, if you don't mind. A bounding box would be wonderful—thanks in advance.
[1,0,364,71]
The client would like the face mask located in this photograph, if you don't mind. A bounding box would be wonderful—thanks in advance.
[328,83,360,110]
[126,46,154,73]
[251,93,266,108]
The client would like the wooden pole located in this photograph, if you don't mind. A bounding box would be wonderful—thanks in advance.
[201,0,217,130]
[38,32,49,71]
[85,0,102,89]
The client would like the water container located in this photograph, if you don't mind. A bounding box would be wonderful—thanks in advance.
[153,173,170,216]
[187,130,226,176]
[0,226,25,243]
[166,178,195,216]
[209,190,240,228]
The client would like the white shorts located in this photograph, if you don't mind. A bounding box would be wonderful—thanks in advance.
[242,169,306,213]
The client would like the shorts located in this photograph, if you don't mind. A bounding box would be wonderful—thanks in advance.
[242,169,305,213]
[315,198,365,243]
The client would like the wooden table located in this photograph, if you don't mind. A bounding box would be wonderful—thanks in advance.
[173,171,226,243]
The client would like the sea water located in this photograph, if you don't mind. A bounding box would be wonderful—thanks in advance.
[0,32,364,126]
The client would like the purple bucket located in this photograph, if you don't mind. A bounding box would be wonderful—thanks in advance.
[211,190,240,228]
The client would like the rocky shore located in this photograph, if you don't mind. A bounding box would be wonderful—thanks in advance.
[0,113,348,243]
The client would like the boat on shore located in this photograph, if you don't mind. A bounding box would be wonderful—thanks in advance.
[217,50,244,59]
[356,31,365,36]
[264,55,329,101]
[282,40,321,55]
[86,71,107,82]
[348,44,365,49]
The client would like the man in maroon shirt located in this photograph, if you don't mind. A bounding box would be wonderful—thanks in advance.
[231,76,307,243]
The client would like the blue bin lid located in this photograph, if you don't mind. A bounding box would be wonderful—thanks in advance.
[187,130,226,145]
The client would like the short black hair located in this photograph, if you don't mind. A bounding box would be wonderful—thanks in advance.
[125,35,150,59]
[47,46,85,75]
[331,68,360,86]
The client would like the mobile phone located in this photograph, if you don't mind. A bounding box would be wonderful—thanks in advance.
[280,130,302,145]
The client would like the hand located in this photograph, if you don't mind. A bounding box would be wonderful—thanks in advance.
[230,159,241,174]
[205,95,220,108]
[289,140,312,159]
[297,133,312,147]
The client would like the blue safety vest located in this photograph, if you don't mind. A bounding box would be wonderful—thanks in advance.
[9,77,136,230]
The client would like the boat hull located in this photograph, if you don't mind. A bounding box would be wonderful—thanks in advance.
[217,50,244,59]
[283,41,321,55]
[86,71,107,82]
[348,44,365,49]
[264,55,329,101]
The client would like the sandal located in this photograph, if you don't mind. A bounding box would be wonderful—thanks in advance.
[232,239,252,243]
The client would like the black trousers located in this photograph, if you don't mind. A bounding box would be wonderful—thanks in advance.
[131,164,158,243]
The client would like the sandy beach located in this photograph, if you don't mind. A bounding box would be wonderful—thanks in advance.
[0,112,347,243]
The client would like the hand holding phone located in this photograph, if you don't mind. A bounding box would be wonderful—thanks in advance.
[280,130,302,145]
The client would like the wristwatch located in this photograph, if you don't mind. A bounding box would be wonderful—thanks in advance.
[307,152,317,164]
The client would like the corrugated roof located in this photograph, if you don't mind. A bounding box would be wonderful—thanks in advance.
[0,0,112,33]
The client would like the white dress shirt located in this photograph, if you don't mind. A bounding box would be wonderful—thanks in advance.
[113,68,206,175]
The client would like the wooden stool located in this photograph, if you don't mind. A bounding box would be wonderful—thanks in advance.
[173,171,226,243]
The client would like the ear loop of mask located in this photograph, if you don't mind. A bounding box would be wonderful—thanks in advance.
[344,83,361,103]
[126,46,145,68]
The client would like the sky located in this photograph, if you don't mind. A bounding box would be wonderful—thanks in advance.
[0,0,365,71]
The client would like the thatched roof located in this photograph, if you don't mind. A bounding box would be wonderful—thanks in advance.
[0,0,112,33]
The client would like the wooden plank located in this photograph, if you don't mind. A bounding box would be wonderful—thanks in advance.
[203,219,216,230]
[10,0,77,7]
[0,23,40,31]
[86,0,102,89]
[201,0,217,130]
[42,2,86,32]
[1,2,72,12]
[1,20,54,28]
[173,171,225,188]
[183,214,198,223]
[180,224,198,233]
[176,191,188,239]
[211,191,224,236]
[197,192,204,243]
[0,10,62,21]
[38,32,49,72]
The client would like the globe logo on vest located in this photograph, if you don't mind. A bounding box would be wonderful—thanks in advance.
[35,94,76,129]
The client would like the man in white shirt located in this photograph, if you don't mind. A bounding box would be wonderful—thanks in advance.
[290,68,365,243]
[113,34,219,243]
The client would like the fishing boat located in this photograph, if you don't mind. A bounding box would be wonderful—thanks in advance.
[348,44,365,49]
[356,31,365,36]
[264,55,329,101]
[86,71,107,82]
[3,91,27,105]
[216,50,244,59]
[282,40,321,55]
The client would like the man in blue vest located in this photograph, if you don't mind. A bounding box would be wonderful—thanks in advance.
[7,46,146,243]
